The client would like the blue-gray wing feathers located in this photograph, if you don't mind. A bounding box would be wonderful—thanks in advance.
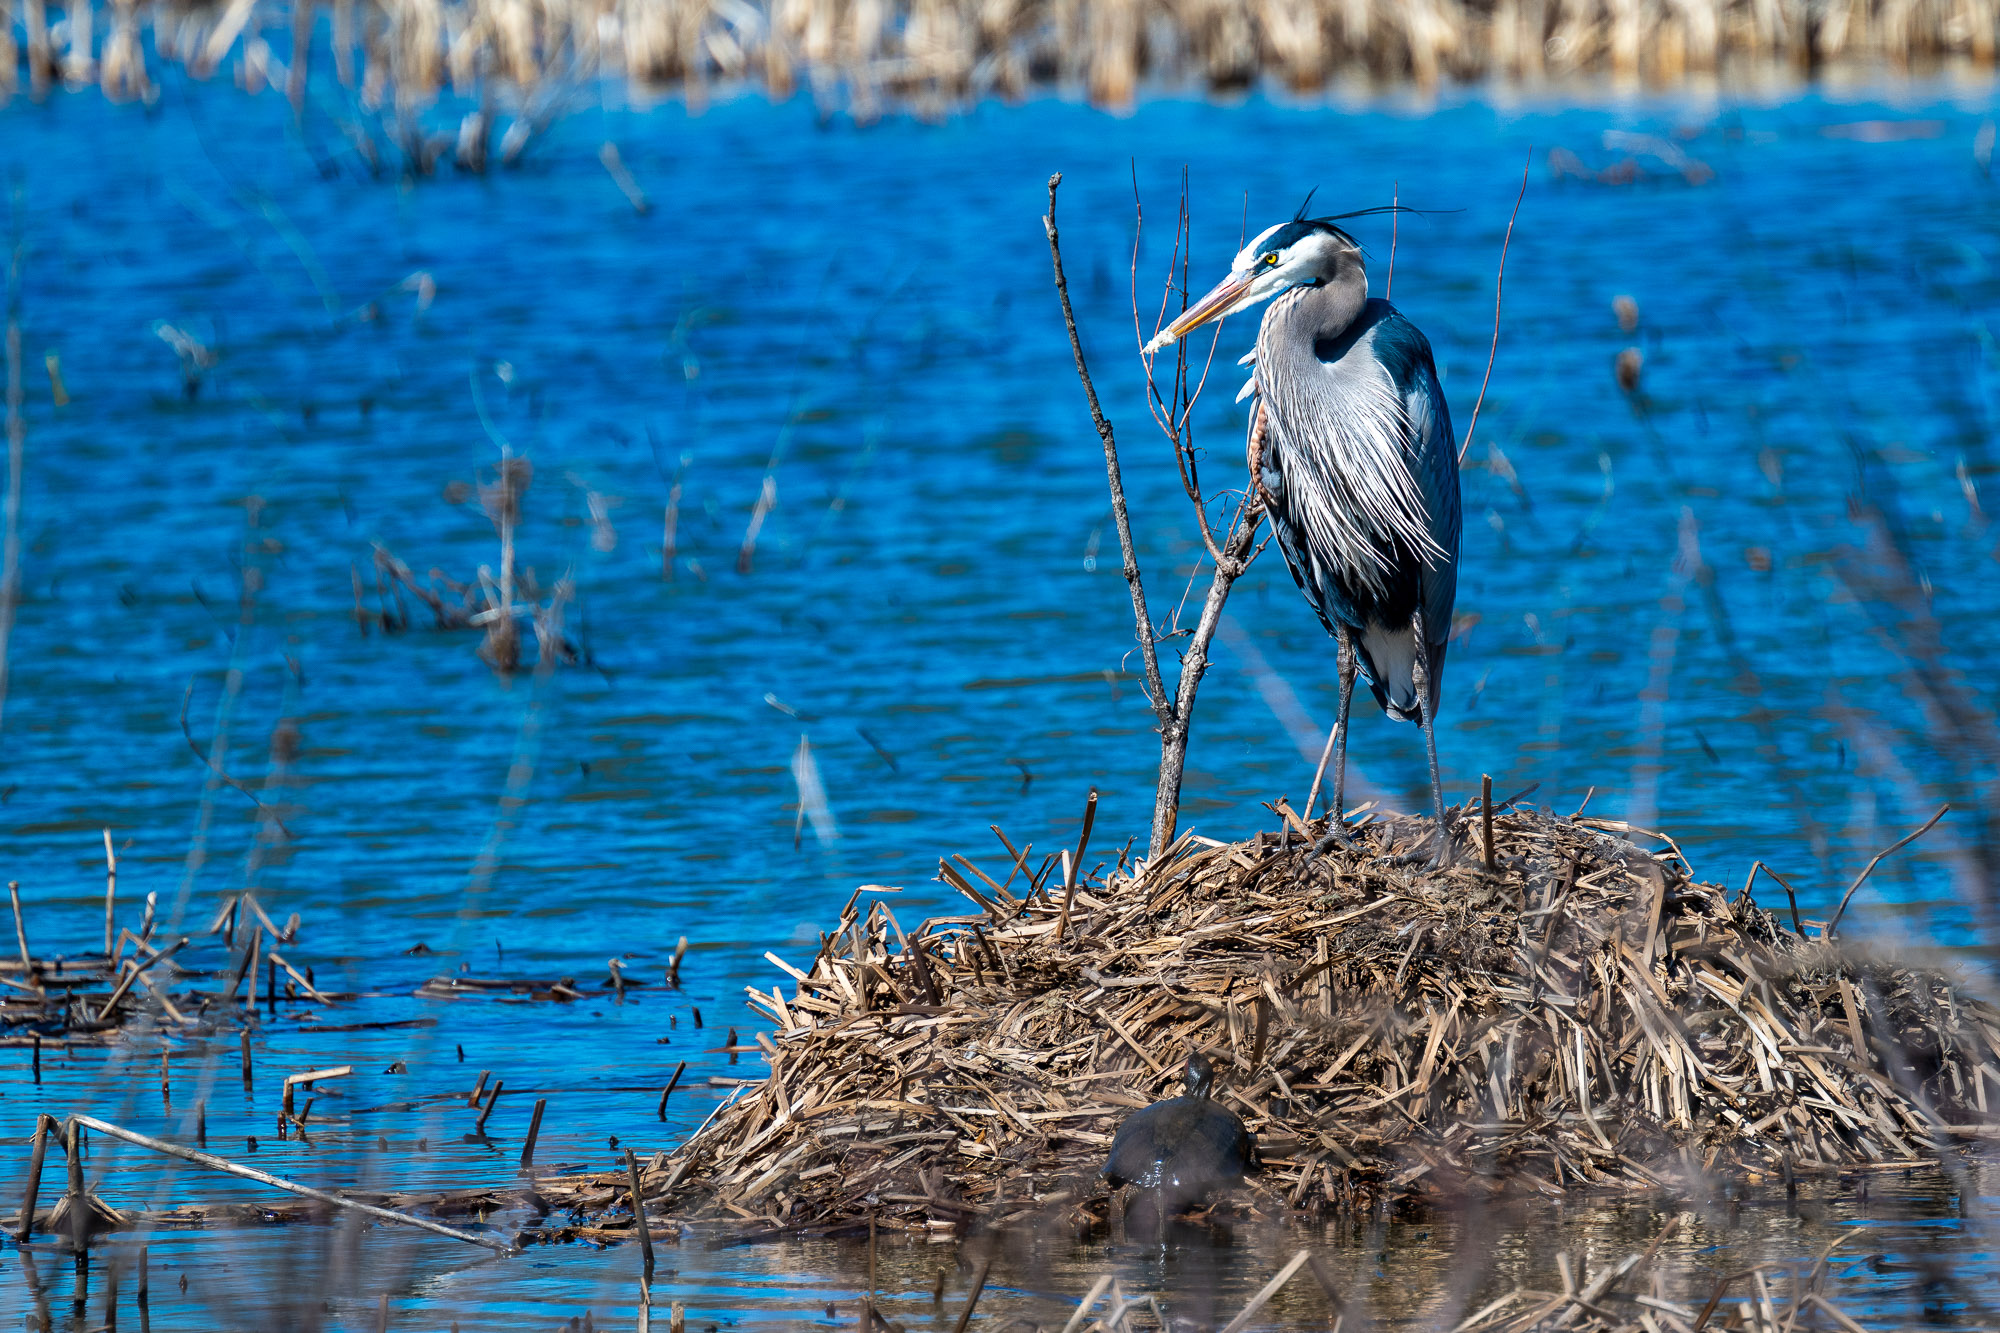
[1251,299,1461,720]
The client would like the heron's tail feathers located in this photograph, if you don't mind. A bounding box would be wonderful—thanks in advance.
[1357,624,1448,723]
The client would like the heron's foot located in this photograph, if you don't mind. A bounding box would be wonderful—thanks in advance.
[1310,819,1362,859]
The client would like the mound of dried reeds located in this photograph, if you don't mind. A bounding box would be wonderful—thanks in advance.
[4,0,1993,127]
[547,798,2000,1236]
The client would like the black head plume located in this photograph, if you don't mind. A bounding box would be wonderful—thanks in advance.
[1293,187,1319,221]
[1313,203,1428,224]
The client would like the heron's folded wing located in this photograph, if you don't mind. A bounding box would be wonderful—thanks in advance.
[1386,334,1462,648]
[1260,315,1443,606]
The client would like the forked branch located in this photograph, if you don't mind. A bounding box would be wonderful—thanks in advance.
[1048,171,1266,859]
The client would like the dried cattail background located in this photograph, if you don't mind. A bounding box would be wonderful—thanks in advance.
[2,0,1996,121]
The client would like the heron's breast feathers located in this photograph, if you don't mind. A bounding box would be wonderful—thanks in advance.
[1257,330,1447,603]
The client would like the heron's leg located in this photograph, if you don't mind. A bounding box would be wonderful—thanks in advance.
[1312,624,1360,852]
[1312,626,1360,856]
[1410,611,1453,866]
[1332,622,1357,823]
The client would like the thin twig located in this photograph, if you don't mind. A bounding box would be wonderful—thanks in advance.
[1742,860,1804,935]
[178,680,279,819]
[1458,150,1531,465]
[1827,804,1949,935]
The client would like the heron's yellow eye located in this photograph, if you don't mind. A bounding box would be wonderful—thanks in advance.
[1263,253,1279,266]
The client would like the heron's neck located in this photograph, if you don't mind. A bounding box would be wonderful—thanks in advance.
[1261,274,1368,356]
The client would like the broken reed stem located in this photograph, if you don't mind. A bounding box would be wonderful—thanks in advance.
[520,1097,547,1169]
[599,142,651,215]
[64,1117,85,1253]
[951,1257,993,1333]
[1073,787,1099,874]
[8,879,28,971]
[624,1148,655,1281]
[658,1062,686,1118]
[102,829,116,958]
[1458,149,1532,466]
[1743,860,1804,936]
[1482,773,1496,872]
[477,1080,505,1134]
[16,1113,50,1241]
[73,1114,516,1252]
[1305,720,1339,822]
[1219,1251,1313,1333]
[1061,1276,1114,1333]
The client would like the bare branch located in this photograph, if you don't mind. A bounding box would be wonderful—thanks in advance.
[1149,501,1263,852]
[1046,174,1171,727]
[1070,169,1266,858]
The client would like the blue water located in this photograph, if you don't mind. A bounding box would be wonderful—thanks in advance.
[4,66,2000,1328]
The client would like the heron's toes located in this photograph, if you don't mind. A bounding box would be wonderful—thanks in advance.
[1311,821,1361,859]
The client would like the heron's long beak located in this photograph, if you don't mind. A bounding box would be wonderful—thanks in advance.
[1143,273,1257,355]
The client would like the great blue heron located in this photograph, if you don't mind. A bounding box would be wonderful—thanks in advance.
[1146,206,1462,859]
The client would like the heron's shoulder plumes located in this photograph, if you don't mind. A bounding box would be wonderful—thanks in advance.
[1257,304,1449,600]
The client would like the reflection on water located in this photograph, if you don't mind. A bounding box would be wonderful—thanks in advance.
[8,1148,2000,1328]
[3,69,2000,1330]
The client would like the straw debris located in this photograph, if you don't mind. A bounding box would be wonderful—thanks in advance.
[550,801,2000,1234]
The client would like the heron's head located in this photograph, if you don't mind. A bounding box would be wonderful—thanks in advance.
[1144,218,1364,355]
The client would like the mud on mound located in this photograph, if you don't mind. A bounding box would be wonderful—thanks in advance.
[550,803,2000,1235]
